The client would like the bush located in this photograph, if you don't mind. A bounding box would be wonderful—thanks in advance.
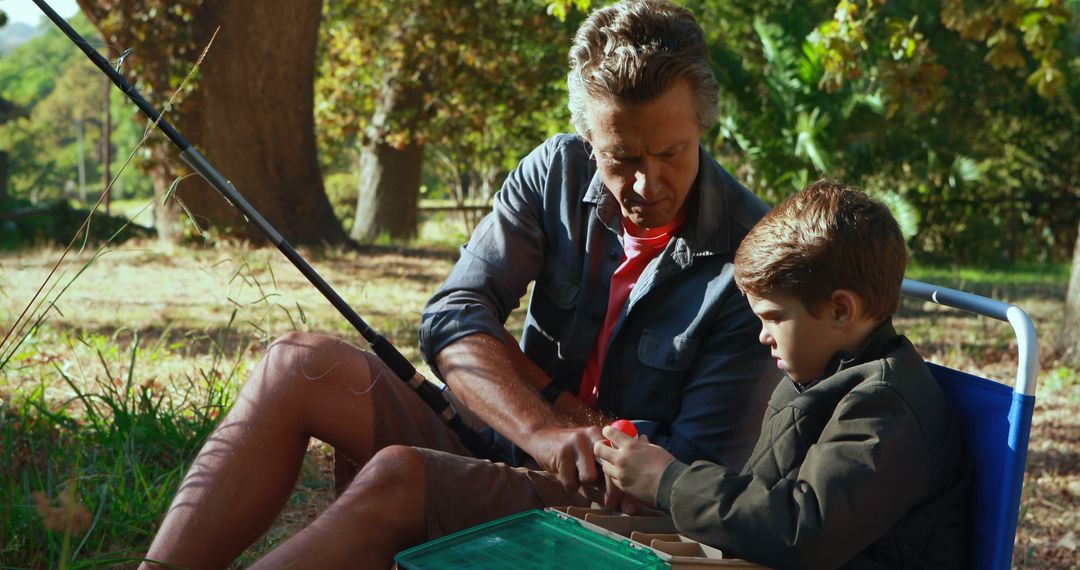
[0,198,154,249]
[323,172,358,232]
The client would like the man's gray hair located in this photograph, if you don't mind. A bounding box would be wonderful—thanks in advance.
[567,0,720,139]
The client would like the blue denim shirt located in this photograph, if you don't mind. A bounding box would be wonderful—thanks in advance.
[420,134,777,469]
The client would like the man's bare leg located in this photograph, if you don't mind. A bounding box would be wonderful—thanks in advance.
[141,332,388,569]
[248,445,428,569]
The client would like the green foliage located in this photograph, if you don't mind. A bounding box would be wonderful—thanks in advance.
[870,189,920,241]
[0,223,316,565]
[546,0,592,22]
[316,0,580,206]
[906,260,1070,301]
[415,209,480,250]
[76,0,204,105]
[0,16,97,107]
[1042,365,1080,400]
[0,330,236,567]
[0,198,154,250]
[695,0,1079,264]
[69,0,205,222]
[0,13,154,207]
[323,170,359,230]
[4,0,1077,267]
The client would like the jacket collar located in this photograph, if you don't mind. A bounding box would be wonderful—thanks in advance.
[768,319,902,414]
[789,319,901,393]
[835,319,901,372]
[583,143,733,264]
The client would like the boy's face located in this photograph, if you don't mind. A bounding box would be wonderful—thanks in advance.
[746,291,846,384]
[585,79,704,229]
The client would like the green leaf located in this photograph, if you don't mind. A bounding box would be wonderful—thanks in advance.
[871,190,920,241]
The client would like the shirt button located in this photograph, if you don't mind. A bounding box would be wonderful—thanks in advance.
[609,250,620,260]
[666,353,677,366]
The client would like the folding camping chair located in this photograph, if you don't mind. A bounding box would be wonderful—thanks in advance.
[901,279,1039,570]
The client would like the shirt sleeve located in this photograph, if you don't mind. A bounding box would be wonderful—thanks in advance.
[418,137,556,371]
[662,383,932,569]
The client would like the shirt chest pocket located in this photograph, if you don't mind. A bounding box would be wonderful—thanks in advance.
[615,329,699,419]
[637,329,699,371]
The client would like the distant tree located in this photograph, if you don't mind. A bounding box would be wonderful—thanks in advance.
[0,14,94,108]
[0,18,109,204]
[76,0,348,245]
[317,0,577,241]
[1053,2,1080,363]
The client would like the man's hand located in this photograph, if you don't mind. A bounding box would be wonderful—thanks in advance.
[593,426,677,507]
[529,425,605,493]
[601,473,653,514]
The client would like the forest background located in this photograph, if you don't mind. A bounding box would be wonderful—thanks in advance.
[0,0,1078,567]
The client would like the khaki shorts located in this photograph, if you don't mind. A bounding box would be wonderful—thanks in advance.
[360,352,594,540]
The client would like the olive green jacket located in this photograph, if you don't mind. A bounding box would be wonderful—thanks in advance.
[656,322,972,569]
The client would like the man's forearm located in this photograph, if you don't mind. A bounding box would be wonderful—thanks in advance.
[435,332,605,449]
[491,329,610,428]
[436,333,563,445]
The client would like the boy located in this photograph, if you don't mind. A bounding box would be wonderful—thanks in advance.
[595,180,972,568]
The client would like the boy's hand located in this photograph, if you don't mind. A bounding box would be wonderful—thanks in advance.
[593,426,677,507]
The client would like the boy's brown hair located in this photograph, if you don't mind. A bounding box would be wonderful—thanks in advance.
[734,179,907,320]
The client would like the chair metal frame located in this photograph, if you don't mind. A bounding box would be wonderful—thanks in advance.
[901,279,1039,570]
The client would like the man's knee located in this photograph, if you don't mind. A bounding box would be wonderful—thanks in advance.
[361,446,426,487]
[253,332,372,399]
[341,445,428,510]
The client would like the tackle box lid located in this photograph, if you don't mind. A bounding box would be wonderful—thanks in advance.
[395,509,668,569]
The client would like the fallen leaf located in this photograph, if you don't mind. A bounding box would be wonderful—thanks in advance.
[1057,530,1077,551]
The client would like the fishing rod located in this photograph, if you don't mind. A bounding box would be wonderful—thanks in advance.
[33,0,493,459]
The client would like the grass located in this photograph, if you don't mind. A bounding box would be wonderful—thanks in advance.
[0,240,457,568]
[0,241,1077,567]
[907,261,1070,302]
[0,334,231,567]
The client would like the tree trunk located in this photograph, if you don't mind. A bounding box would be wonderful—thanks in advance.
[149,143,183,243]
[351,77,426,242]
[352,141,424,242]
[177,0,346,245]
[79,0,347,246]
[102,76,111,215]
[1057,218,1080,364]
[76,117,86,203]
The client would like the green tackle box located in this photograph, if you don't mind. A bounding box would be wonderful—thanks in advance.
[395,507,768,569]
[395,509,668,569]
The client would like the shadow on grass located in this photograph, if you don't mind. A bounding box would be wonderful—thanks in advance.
[40,321,421,362]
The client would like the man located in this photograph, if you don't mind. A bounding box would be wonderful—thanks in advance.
[142,1,776,568]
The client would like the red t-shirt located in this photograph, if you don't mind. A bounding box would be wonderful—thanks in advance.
[577,215,686,407]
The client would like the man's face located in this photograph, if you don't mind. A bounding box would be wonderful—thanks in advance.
[586,79,704,229]
[746,291,844,384]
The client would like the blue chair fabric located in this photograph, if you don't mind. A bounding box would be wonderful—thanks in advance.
[927,362,1036,570]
